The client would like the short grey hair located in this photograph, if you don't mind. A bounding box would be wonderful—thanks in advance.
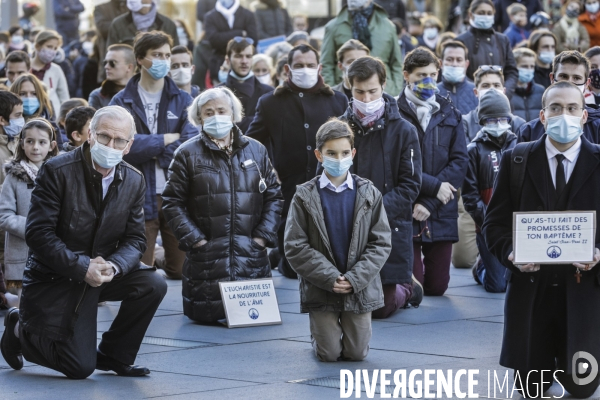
[90,105,136,138]
[188,87,244,125]
[252,54,274,73]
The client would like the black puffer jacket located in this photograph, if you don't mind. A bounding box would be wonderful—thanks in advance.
[162,127,283,323]
[252,1,292,40]
[22,143,147,341]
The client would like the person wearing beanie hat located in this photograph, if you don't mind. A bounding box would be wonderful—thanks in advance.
[462,89,517,293]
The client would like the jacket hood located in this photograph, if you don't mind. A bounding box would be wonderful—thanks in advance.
[4,160,33,183]
[273,79,335,97]
[586,103,600,122]
[472,129,518,146]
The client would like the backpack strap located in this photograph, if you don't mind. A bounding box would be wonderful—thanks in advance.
[509,141,535,209]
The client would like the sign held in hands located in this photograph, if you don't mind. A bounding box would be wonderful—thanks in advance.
[513,211,596,264]
[219,279,282,328]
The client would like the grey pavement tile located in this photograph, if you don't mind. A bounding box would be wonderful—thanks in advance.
[273,287,300,304]
[469,315,505,324]
[278,302,301,314]
[97,304,180,323]
[0,366,262,400]
[378,293,504,325]
[447,274,480,288]
[445,284,507,300]
[161,382,339,400]
[97,310,310,345]
[370,320,504,359]
[135,339,455,385]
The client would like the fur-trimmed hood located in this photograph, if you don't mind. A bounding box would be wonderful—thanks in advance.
[273,79,335,97]
[4,160,34,184]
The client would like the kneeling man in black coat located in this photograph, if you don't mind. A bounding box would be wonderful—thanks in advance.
[484,81,600,398]
[0,106,167,379]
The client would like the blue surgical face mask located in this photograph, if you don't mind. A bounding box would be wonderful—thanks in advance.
[545,114,583,143]
[218,69,229,83]
[144,58,170,80]
[518,68,535,83]
[538,51,555,65]
[442,66,466,84]
[472,15,495,30]
[3,117,24,138]
[90,140,125,168]
[22,97,40,116]
[202,115,233,139]
[322,155,353,177]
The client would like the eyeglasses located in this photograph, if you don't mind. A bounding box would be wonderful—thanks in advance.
[484,117,511,125]
[479,65,503,72]
[233,36,254,45]
[94,132,130,150]
[543,105,584,116]
[103,60,117,68]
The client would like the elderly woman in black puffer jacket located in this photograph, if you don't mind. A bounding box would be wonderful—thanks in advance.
[162,87,283,323]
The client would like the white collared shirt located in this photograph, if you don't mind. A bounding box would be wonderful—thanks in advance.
[91,159,116,200]
[545,136,582,188]
[319,171,354,193]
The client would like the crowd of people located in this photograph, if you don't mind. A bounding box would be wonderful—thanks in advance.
[0,0,600,397]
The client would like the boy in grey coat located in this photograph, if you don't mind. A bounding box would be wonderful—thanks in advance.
[284,118,391,362]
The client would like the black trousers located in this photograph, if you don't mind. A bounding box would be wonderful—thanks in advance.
[514,266,600,398]
[20,269,167,379]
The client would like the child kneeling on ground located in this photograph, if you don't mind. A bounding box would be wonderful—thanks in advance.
[284,118,392,362]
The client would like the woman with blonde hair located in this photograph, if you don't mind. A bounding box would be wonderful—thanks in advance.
[9,73,55,121]
[30,30,70,116]
[252,53,274,86]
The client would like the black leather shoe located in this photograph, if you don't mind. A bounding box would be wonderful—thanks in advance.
[1,307,23,370]
[96,351,150,376]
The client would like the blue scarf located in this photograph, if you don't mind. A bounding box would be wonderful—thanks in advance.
[350,3,374,50]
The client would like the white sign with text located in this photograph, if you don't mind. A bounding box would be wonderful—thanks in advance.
[219,279,282,328]
[513,211,596,264]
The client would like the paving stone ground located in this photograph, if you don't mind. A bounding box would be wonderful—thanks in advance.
[1,267,597,399]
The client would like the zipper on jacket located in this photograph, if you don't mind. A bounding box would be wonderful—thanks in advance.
[227,158,235,279]
[305,200,337,268]
[74,285,87,314]
[410,148,414,176]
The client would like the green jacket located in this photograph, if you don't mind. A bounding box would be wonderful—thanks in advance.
[284,175,391,314]
[320,4,404,96]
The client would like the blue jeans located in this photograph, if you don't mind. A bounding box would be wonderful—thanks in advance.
[475,232,508,293]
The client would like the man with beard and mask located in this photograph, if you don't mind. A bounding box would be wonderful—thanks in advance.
[332,38,370,101]
[246,44,348,278]
[219,37,272,133]
[320,0,403,96]
[339,56,424,318]
[89,44,136,110]
[169,45,200,98]
[0,106,168,379]
[462,89,517,293]
[483,81,600,399]
[107,0,179,48]
[397,47,468,297]
[518,51,600,144]
[436,41,478,116]
[109,31,197,280]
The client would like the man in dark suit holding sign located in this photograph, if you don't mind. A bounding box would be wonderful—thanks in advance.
[484,81,600,398]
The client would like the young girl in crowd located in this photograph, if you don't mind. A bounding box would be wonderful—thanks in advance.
[30,30,70,116]
[9,73,55,121]
[0,118,58,307]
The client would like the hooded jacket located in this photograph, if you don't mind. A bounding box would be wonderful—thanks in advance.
[284,175,391,313]
[462,129,518,228]
[0,161,36,280]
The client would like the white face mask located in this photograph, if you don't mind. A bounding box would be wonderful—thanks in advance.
[483,121,511,137]
[353,96,384,115]
[290,67,319,89]
[170,67,192,86]
[478,88,502,98]
[347,0,369,10]
[423,27,439,40]
[256,73,272,85]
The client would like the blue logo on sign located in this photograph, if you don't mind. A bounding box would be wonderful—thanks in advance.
[249,308,259,320]
[547,246,562,259]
